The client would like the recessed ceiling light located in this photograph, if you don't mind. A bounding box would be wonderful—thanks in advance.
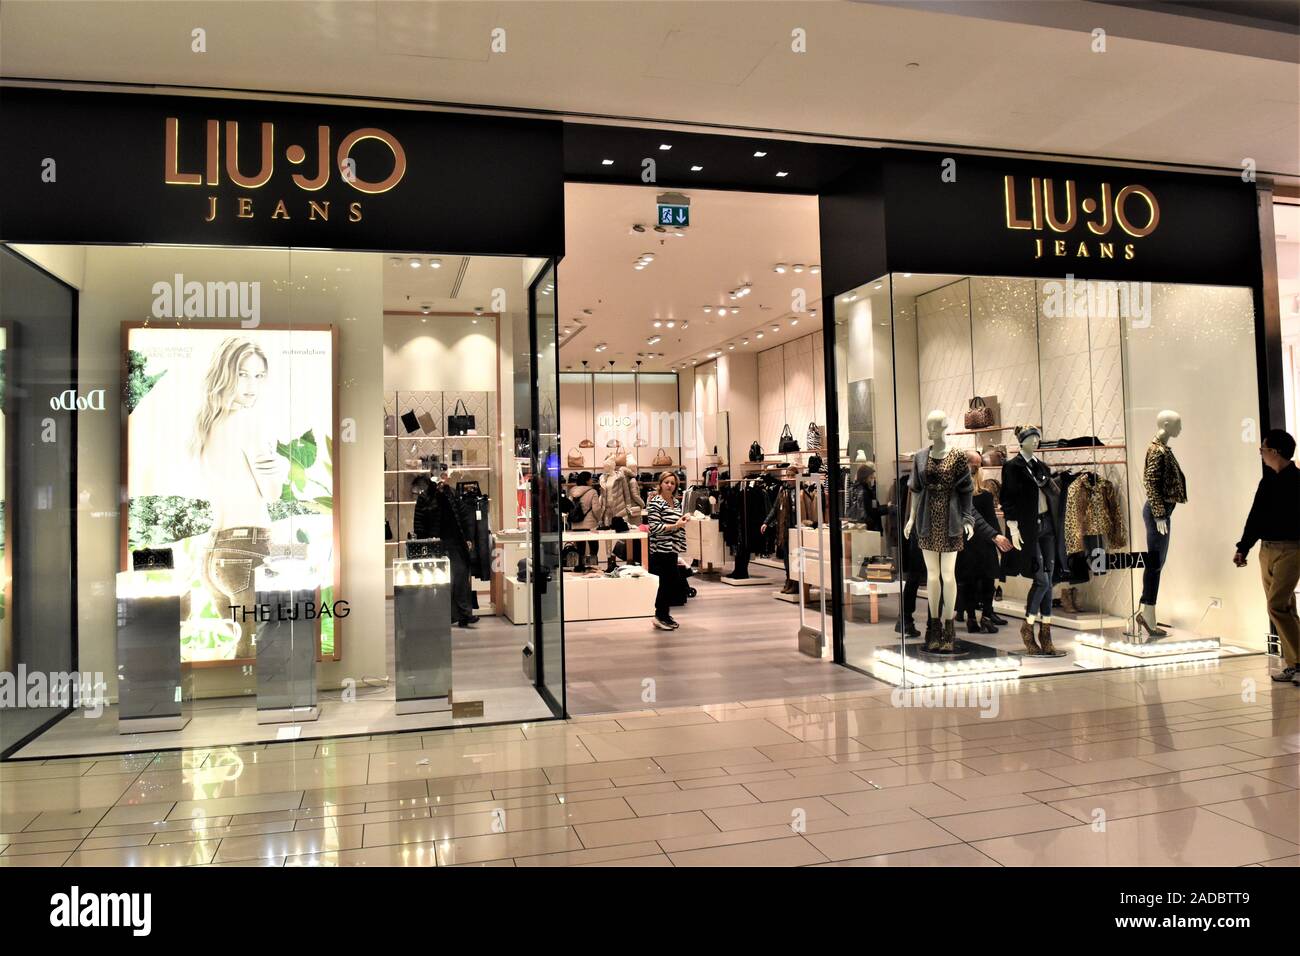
[903,272,913,277]
[681,321,689,329]
[774,264,787,274]
[408,258,421,268]
[601,159,614,166]
[702,307,712,314]
[673,230,685,237]
[690,165,703,172]
[388,257,402,267]
[647,335,662,345]
[716,308,727,317]
[421,306,430,315]
[810,265,820,274]
[741,338,749,345]
[775,171,788,178]
[666,321,675,328]
[790,319,798,326]
[756,332,764,339]
[428,258,442,269]
[810,309,818,318]
[728,344,735,350]
[771,325,780,333]
[874,284,883,290]
[634,264,645,271]
[562,328,571,335]
[792,264,805,274]
[753,151,767,158]
[582,309,593,315]
[653,320,663,328]
[659,144,672,151]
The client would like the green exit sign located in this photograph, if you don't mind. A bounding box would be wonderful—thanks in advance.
[657,203,690,227]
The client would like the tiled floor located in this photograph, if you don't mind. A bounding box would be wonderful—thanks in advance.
[1,654,1296,867]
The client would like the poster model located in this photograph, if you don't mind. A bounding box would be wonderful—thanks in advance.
[123,325,337,663]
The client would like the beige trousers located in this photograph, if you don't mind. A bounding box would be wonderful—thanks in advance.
[1260,542,1300,666]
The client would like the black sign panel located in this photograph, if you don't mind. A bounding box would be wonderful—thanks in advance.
[881,148,1261,287]
[0,88,564,256]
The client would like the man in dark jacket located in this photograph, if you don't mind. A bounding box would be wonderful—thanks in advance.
[1233,429,1300,685]
[413,472,477,627]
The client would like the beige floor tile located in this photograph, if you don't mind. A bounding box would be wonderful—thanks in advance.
[703,796,844,831]
[214,824,365,863]
[98,803,175,827]
[0,826,91,844]
[653,747,771,772]
[957,749,1082,775]
[610,767,719,788]
[298,781,429,808]
[579,719,798,761]
[0,812,37,832]
[625,784,757,817]
[514,841,662,867]
[1205,790,1300,842]
[65,841,219,867]
[1141,726,1256,750]
[491,778,614,800]
[436,825,582,865]
[743,771,874,803]
[1224,736,1300,758]
[368,739,593,783]
[542,758,661,783]
[580,853,674,866]
[575,810,719,848]
[78,834,156,850]
[922,769,1066,799]
[973,807,1298,866]
[0,851,71,867]
[855,760,982,788]
[667,835,826,867]
[286,843,440,866]
[1050,739,1166,762]
[153,821,298,844]
[200,857,287,867]
[1036,757,1171,787]
[656,823,797,853]
[2,839,82,856]
[617,712,719,732]
[1125,742,1260,771]
[362,797,633,845]
[1258,854,1299,866]
[932,803,1080,841]
[1247,764,1300,787]
[824,782,965,816]
[815,843,1000,867]
[26,806,111,830]
[804,818,961,861]
[170,791,305,820]
[679,769,790,789]
[909,792,1041,818]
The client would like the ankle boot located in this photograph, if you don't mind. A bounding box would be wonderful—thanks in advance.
[1038,622,1056,654]
[1060,587,1081,615]
[966,613,980,634]
[1020,619,1040,655]
[978,615,998,634]
[937,618,957,652]
[923,618,942,652]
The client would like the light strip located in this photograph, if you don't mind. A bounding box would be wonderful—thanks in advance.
[1076,633,1220,658]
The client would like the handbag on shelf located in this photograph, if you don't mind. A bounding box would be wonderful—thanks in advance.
[514,427,531,459]
[447,399,475,436]
[579,437,595,448]
[964,396,995,430]
[748,441,764,463]
[385,519,394,541]
[980,444,1007,467]
[806,422,822,452]
[416,411,437,434]
[778,425,800,454]
[567,446,585,468]
[400,410,420,434]
[652,448,672,467]
[384,414,397,437]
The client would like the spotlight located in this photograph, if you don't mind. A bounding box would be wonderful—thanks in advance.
[774,264,787,274]
[756,332,764,339]
[658,144,672,151]
[409,258,421,268]
[702,307,713,314]
[776,171,788,178]
[632,224,646,233]
[753,151,767,157]
[681,321,689,329]
[428,258,442,269]
[809,265,820,274]
[792,264,805,273]
[716,308,727,317]
[790,319,798,326]
[690,165,703,172]
[653,320,663,328]
[771,325,779,333]
[666,321,676,328]
[728,344,735,350]
[388,257,402,267]
[741,338,749,345]
[601,159,614,165]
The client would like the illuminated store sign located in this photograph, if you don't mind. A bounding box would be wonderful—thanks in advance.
[1003,176,1160,261]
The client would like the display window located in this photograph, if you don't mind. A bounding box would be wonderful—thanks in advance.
[832,272,1265,685]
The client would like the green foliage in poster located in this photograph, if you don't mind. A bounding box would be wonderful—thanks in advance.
[128,496,213,551]
[123,349,166,414]
[319,584,334,656]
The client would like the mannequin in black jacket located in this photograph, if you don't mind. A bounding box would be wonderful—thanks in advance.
[955,450,1013,633]
[412,472,477,627]
[1001,426,1060,654]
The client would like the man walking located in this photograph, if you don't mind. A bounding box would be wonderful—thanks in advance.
[1233,429,1300,685]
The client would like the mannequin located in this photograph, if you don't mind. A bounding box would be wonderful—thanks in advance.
[601,451,645,565]
[1137,409,1186,637]
[1002,424,1061,655]
[904,411,974,652]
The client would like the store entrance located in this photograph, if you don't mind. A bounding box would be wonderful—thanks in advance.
[555,183,877,713]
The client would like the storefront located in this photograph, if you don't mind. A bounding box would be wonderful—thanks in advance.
[0,85,1281,757]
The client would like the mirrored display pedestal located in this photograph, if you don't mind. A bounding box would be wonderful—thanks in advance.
[393,558,453,715]
[254,582,321,724]
[115,571,191,734]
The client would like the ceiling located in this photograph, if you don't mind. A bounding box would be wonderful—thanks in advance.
[559,183,821,372]
[380,253,529,313]
[1,1,1296,179]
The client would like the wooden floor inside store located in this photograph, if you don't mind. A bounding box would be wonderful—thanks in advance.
[563,565,881,715]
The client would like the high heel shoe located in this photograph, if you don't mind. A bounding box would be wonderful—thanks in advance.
[1132,612,1167,640]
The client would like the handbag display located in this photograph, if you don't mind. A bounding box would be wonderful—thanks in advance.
[447,399,475,436]
[980,444,1007,467]
[400,410,420,434]
[578,437,595,448]
[748,441,764,463]
[964,396,995,430]
[652,447,672,467]
[567,446,585,468]
[806,422,822,452]
[778,425,800,454]
[384,414,397,436]
[515,427,531,459]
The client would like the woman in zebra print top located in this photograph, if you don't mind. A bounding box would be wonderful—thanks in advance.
[646,472,688,629]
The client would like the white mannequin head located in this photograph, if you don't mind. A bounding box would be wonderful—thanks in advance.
[925,410,949,443]
[1156,409,1182,442]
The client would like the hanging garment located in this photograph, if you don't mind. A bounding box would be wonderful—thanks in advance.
[1064,472,1128,555]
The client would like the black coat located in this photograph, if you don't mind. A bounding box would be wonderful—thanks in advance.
[1000,454,1060,579]
[414,485,472,559]
[957,490,1002,581]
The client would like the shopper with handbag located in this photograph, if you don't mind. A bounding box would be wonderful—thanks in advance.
[646,472,688,630]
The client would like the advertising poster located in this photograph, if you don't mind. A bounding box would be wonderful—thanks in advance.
[123,325,338,664]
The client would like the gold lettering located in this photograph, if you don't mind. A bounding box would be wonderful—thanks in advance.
[205,119,220,186]
[164,117,202,185]
[1034,238,1043,259]
[1087,183,1113,235]
[1076,242,1089,257]
[1124,243,1135,260]
[1004,176,1033,230]
[292,126,330,191]
[1099,242,1114,259]
[349,201,363,222]
[308,200,330,221]
[1054,239,1066,256]
[337,128,406,194]
[226,121,274,188]
[204,196,217,222]
[237,197,254,218]
[1031,178,1044,231]
[1044,179,1077,233]
[271,199,290,220]
[1115,185,1159,237]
